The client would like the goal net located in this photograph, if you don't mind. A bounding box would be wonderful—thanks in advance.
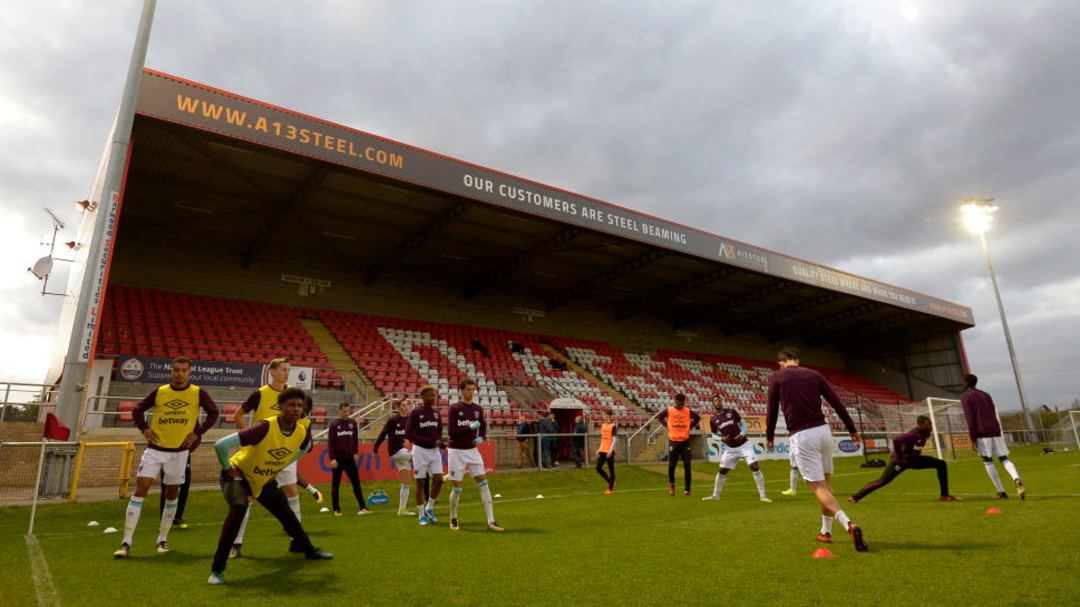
[890,398,974,461]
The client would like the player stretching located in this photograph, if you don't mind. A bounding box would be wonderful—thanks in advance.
[703,400,771,503]
[406,386,444,525]
[114,357,219,558]
[657,394,700,497]
[961,374,1026,500]
[229,358,306,557]
[447,378,503,531]
[595,409,617,493]
[328,403,369,515]
[373,398,415,516]
[766,348,867,552]
[848,415,959,503]
[208,388,332,585]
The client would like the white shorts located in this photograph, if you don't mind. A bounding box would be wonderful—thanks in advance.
[275,460,298,486]
[719,441,758,469]
[789,449,798,468]
[136,448,189,485]
[391,447,413,468]
[789,425,833,482]
[976,436,1009,458]
[447,448,486,482]
[412,446,444,479]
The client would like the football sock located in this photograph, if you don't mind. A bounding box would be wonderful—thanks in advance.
[449,487,462,519]
[426,497,437,511]
[399,484,411,511]
[713,473,727,497]
[753,471,767,498]
[984,462,1005,492]
[478,480,495,524]
[157,498,178,543]
[123,496,144,545]
[835,510,852,528]
[790,469,799,492]
[821,516,834,535]
[235,507,250,544]
[1001,459,1020,482]
[306,484,320,497]
[288,497,301,522]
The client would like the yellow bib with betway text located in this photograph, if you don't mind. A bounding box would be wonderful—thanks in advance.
[252,384,289,423]
[231,416,310,498]
[149,385,201,449]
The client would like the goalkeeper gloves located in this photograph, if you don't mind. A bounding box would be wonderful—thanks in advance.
[473,437,484,446]
[468,421,480,430]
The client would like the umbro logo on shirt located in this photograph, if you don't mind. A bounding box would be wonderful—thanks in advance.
[160,399,188,411]
[270,403,281,411]
[267,447,293,460]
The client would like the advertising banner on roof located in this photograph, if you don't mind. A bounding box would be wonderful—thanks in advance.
[135,70,973,325]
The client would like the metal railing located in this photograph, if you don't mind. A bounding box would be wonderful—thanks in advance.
[0,381,59,422]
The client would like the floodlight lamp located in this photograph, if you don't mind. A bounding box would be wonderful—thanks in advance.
[960,198,997,234]
[75,199,98,212]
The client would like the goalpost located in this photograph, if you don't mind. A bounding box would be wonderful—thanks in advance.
[895,398,973,462]
[1070,411,1080,452]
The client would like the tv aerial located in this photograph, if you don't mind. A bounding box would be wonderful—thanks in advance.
[28,208,78,296]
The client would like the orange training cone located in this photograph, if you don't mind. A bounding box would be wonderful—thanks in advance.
[812,548,836,558]
[986,508,1002,514]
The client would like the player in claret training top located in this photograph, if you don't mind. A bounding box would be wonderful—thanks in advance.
[373,397,415,516]
[703,399,771,503]
[766,348,868,552]
[595,409,617,493]
[328,402,369,516]
[961,374,1026,500]
[113,357,219,558]
[848,415,959,503]
[657,394,701,497]
[446,378,503,531]
[208,388,332,585]
[405,386,445,526]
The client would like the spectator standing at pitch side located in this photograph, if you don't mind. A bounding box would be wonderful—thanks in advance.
[766,347,867,552]
[516,411,536,468]
[657,394,701,497]
[572,415,588,468]
[961,374,1026,500]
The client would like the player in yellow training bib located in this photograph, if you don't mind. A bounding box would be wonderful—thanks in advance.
[113,357,219,559]
[208,387,332,585]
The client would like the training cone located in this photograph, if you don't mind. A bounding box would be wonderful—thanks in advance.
[986,508,1003,514]
[812,548,836,558]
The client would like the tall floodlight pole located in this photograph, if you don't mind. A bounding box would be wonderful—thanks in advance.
[960,198,1037,442]
[54,0,157,434]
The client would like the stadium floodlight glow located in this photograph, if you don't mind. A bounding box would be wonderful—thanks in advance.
[74,199,98,212]
[960,196,1037,442]
[960,197,997,234]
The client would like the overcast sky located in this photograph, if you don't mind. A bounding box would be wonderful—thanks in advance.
[2,1,1077,411]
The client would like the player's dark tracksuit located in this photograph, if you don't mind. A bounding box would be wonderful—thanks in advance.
[327,418,366,511]
[851,427,949,500]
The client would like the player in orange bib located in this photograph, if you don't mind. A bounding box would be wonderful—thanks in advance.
[595,409,618,494]
[656,394,701,497]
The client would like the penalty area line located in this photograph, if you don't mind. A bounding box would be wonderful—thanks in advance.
[25,535,61,607]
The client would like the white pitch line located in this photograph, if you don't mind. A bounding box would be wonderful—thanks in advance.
[25,535,61,607]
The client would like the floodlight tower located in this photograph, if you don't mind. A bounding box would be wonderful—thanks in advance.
[960,198,1037,442]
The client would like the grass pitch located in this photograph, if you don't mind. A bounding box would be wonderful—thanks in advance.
[2,445,1078,606]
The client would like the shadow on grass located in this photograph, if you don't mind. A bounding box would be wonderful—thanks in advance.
[221,555,336,593]
[870,541,994,551]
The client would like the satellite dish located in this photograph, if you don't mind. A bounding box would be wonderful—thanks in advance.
[30,256,53,280]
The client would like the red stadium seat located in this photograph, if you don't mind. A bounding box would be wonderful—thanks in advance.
[118,401,136,423]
